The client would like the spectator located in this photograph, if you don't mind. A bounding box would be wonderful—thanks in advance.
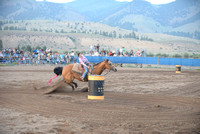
[1,45,147,65]
[96,44,100,52]
[140,50,146,57]
[0,51,4,63]
[135,49,141,57]
[90,45,94,51]
[108,50,112,56]
[70,51,75,63]
[101,49,106,56]
[130,50,134,57]
[94,50,99,56]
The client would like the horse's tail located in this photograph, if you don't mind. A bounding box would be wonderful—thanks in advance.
[54,67,63,76]
[48,67,63,85]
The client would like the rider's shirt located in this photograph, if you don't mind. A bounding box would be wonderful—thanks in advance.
[79,56,88,67]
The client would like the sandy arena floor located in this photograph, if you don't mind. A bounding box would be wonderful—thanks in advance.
[0,65,200,134]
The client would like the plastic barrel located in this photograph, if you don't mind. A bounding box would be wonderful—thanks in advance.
[88,75,104,100]
[176,65,181,73]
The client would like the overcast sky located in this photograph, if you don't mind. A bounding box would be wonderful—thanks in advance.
[36,0,176,5]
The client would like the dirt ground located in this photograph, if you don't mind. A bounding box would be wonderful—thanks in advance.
[0,65,200,134]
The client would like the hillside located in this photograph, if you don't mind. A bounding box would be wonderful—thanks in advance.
[0,0,85,21]
[0,20,200,55]
[102,0,200,39]
[0,0,199,39]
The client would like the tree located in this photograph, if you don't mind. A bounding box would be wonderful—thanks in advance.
[26,45,32,52]
[60,29,64,33]
[95,30,98,35]
[192,54,200,59]
[173,54,182,58]
[147,53,154,57]
[42,45,47,51]
[9,26,15,30]
[36,45,41,50]
[156,53,162,57]
[131,31,136,38]
[109,32,113,37]
[21,46,26,51]
[0,40,3,50]
[4,26,9,30]
[140,36,145,40]
[183,53,189,58]
[17,45,21,50]
[161,54,169,58]
[55,30,59,33]
[113,31,117,38]
[119,34,122,38]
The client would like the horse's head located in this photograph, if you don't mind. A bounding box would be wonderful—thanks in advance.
[104,59,117,72]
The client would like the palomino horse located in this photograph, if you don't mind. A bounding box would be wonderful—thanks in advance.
[49,59,117,91]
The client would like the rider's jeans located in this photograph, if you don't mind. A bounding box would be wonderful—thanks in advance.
[82,62,89,79]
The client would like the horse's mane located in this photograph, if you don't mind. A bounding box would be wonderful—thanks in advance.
[93,59,108,67]
[93,61,104,67]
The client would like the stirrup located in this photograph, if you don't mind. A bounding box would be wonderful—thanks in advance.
[80,76,84,81]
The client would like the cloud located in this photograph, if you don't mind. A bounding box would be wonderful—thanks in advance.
[115,0,176,4]
[36,0,75,3]
[145,0,176,5]
[115,0,133,2]
[36,0,176,4]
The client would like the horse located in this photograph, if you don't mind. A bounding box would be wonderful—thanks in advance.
[48,59,117,91]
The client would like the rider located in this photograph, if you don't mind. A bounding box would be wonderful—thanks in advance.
[78,53,90,81]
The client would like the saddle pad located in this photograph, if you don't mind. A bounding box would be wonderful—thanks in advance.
[72,63,83,74]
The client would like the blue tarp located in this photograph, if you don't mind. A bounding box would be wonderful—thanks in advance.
[159,58,200,66]
[85,56,158,64]
[76,56,200,67]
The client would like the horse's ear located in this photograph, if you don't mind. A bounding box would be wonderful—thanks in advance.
[104,59,109,62]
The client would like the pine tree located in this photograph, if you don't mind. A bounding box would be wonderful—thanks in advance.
[0,40,3,50]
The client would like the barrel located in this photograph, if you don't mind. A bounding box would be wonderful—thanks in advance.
[176,65,181,73]
[88,75,104,100]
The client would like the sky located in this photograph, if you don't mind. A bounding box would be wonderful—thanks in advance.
[36,0,176,5]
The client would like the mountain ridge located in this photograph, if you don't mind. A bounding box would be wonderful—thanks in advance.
[0,0,200,39]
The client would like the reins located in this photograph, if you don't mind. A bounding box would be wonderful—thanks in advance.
[103,69,111,76]
[88,61,114,76]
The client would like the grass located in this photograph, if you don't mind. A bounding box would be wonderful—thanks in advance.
[119,64,200,70]
[0,62,19,66]
[0,64,13,66]
[0,64,7,66]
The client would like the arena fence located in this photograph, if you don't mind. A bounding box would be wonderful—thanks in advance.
[1,55,200,67]
[85,56,200,67]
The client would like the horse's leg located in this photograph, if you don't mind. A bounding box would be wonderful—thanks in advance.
[63,74,75,91]
[72,82,78,88]
[62,65,78,91]
[68,83,75,91]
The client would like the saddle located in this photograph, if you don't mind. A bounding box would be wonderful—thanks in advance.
[72,63,84,75]
[72,63,93,76]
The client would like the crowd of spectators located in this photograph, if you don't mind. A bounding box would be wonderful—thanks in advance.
[88,45,145,57]
[0,45,145,64]
[0,48,76,64]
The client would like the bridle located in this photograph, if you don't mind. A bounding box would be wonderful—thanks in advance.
[89,61,116,76]
[104,62,116,76]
